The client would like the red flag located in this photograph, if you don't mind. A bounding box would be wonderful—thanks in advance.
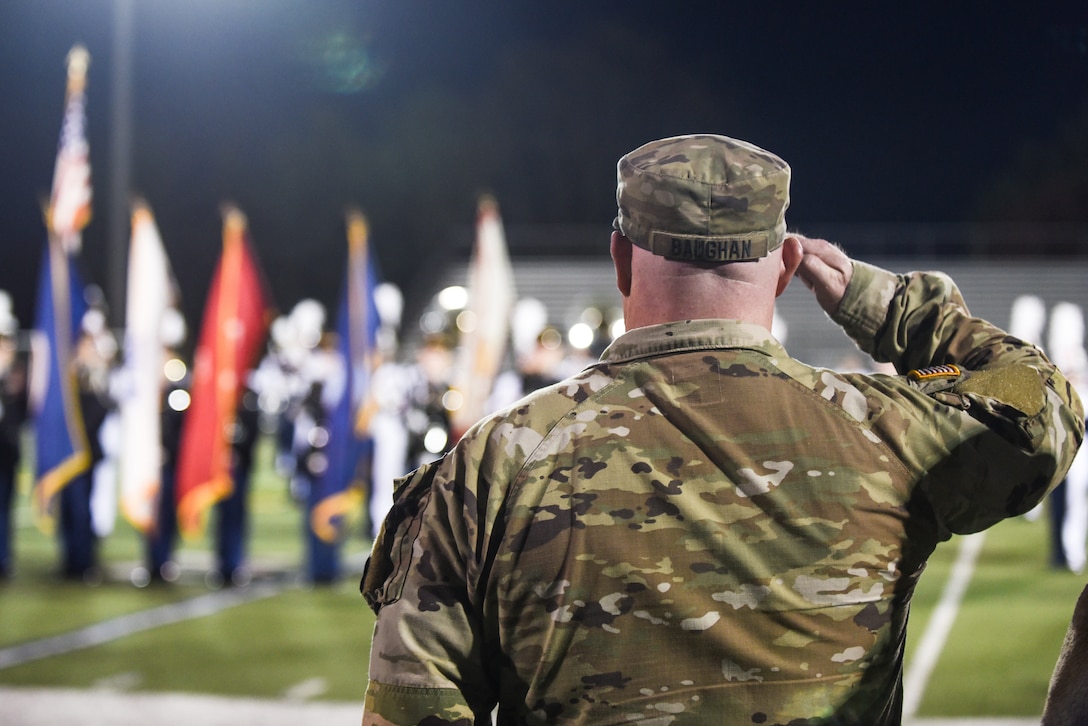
[176,207,271,539]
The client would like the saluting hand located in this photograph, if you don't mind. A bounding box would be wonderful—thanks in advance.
[791,235,854,315]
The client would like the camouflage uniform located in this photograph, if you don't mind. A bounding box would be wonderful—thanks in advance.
[361,136,1084,725]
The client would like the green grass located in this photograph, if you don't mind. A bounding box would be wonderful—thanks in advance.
[1,436,1086,715]
[0,585,375,699]
[0,435,376,701]
[906,516,1085,717]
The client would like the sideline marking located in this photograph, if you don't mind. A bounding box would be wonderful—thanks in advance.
[0,583,281,670]
[902,531,987,719]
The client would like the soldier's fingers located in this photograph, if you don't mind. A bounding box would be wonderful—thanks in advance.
[797,236,845,263]
[792,237,852,311]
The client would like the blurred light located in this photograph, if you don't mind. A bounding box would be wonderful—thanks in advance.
[568,322,595,350]
[442,389,463,412]
[456,309,477,333]
[302,30,384,94]
[307,426,330,449]
[257,391,286,416]
[231,568,252,587]
[161,561,180,582]
[540,327,564,350]
[167,389,191,412]
[610,318,626,340]
[163,357,187,382]
[580,307,603,328]
[437,286,468,310]
[423,426,448,454]
[419,310,447,334]
[130,566,150,588]
[307,452,329,476]
[226,421,245,444]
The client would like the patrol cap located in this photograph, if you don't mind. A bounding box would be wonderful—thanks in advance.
[614,134,790,263]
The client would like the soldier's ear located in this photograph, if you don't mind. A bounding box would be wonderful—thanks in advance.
[611,231,633,297]
[775,235,803,298]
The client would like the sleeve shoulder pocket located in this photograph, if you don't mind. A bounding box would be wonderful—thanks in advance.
[360,459,440,613]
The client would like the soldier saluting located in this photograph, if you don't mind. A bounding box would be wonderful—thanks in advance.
[361,134,1084,724]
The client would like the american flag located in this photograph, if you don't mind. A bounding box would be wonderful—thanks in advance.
[48,45,92,246]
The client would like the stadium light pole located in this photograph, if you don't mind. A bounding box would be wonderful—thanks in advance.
[107,0,134,329]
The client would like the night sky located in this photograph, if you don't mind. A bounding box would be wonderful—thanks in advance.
[1,1,1086,338]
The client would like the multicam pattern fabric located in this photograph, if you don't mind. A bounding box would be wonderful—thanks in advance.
[361,261,1084,725]
[614,134,790,262]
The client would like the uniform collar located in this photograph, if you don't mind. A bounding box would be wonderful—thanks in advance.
[601,319,787,364]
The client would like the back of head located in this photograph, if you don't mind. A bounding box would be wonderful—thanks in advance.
[613,135,793,327]
[614,134,790,264]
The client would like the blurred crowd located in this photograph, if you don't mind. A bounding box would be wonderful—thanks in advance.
[0,282,614,589]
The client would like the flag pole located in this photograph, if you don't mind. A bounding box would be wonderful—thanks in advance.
[107,0,136,329]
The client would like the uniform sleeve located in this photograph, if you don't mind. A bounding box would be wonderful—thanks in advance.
[832,261,1085,534]
[361,452,495,725]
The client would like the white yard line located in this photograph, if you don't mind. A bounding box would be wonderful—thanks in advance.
[902,531,989,720]
[0,583,281,670]
[0,686,363,726]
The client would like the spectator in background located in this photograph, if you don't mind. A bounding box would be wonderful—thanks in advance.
[0,292,27,581]
[139,307,189,585]
[402,334,456,471]
[208,379,261,588]
[486,326,565,413]
[60,306,116,582]
[1047,303,1088,573]
[293,330,346,584]
[366,356,412,538]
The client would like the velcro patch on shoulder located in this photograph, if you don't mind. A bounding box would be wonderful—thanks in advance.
[907,364,962,382]
[953,364,1045,416]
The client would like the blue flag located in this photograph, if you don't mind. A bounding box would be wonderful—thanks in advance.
[32,241,91,531]
[309,210,381,547]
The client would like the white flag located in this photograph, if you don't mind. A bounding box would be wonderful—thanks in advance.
[449,195,516,440]
[119,202,175,533]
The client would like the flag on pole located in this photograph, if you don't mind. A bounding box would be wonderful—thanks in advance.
[309,209,381,544]
[47,46,93,247]
[176,207,271,540]
[448,194,516,440]
[31,45,94,533]
[118,201,177,533]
